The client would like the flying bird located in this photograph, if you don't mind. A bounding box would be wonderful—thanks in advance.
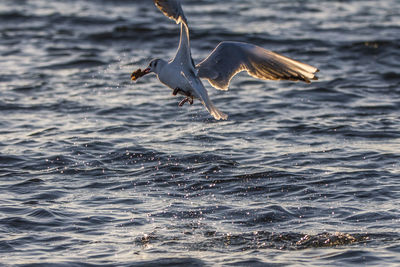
[131,0,319,120]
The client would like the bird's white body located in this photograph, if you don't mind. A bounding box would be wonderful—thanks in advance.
[157,61,197,98]
[134,0,319,120]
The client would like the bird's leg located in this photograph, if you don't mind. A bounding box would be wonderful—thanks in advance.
[172,87,182,96]
[178,97,189,107]
[188,96,194,105]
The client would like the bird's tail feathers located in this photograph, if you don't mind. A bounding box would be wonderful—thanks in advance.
[181,70,228,121]
[203,100,228,120]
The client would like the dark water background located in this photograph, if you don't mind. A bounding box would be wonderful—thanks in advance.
[1,0,400,266]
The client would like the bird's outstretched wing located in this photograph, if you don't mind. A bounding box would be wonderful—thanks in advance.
[196,41,319,90]
[154,0,188,25]
[154,1,193,68]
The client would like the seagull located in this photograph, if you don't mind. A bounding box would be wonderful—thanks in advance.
[132,0,319,120]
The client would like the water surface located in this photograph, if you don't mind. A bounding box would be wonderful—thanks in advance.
[1,0,400,266]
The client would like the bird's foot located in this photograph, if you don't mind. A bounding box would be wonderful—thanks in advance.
[178,98,188,107]
[178,96,194,107]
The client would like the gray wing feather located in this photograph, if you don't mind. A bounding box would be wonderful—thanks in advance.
[154,0,188,25]
[196,41,319,90]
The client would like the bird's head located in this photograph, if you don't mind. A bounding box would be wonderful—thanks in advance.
[145,58,167,75]
[130,58,167,81]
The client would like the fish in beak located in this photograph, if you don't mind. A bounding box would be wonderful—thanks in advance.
[131,68,151,81]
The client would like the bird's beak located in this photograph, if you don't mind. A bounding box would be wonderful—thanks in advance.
[131,68,151,81]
